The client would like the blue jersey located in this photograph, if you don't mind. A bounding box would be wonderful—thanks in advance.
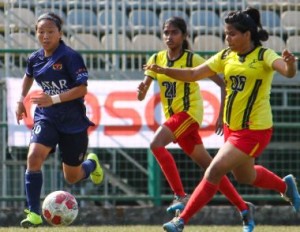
[26,41,93,133]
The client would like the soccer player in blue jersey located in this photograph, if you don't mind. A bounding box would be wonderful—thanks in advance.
[15,12,104,228]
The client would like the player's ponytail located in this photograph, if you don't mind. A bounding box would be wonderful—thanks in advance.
[225,7,269,47]
[244,7,269,44]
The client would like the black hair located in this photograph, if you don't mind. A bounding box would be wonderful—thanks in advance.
[163,16,190,50]
[224,7,269,46]
[36,12,63,31]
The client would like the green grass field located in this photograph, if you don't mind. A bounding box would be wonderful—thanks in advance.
[0,226,299,232]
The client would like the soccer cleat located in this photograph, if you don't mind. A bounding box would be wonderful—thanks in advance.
[240,202,256,232]
[167,194,190,214]
[163,211,184,232]
[281,174,300,212]
[20,209,43,228]
[87,153,104,185]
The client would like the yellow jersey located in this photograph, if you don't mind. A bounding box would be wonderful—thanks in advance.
[206,46,281,130]
[144,50,205,125]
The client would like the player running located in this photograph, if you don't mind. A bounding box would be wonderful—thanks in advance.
[144,7,300,232]
[15,12,104,228]
[138,16,256,231]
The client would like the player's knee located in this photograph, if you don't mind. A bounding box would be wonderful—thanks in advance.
[149,143,156,150]
[150,140,162,150]
[205,163,227,181]
[64,174,80,184]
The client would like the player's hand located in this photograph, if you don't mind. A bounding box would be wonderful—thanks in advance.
[30,92,53,107]
[137,82,148,101]
[15,101,27,125]
[137,82,147,93]
[143,64,166,74]
[215,115,224,135]
[282,49,297,64]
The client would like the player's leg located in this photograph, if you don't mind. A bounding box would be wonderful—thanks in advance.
[163,139,252,232]
[21,121,55,228]
[150,112,196,203]
[178,132,254,231]
[150,112,205,208]
[230,128,300,212]
[189,145,255,232]
[187,142,249,213]
[234,163,300,212]
[60,130,104,185]
[167,129,209,214]
[150,124,186,198]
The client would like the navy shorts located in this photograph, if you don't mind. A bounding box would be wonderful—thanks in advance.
[30,120,88,166]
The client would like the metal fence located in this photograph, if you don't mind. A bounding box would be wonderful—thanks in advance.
[2,0,300,78]
[0,0,300,209]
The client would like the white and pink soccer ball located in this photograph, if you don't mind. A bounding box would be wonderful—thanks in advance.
[42,190,78,226]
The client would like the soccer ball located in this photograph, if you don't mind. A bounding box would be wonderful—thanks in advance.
[42,190,78,226]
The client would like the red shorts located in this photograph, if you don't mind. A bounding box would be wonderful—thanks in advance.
[224,126,273,158]
[164,112,203,155]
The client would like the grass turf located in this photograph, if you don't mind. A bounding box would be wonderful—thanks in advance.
[0,225,299,232]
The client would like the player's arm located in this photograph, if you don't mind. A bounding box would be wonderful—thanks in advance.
[20,75,34,98]
[15,75,34,124]
[58,84,87,102]
[137,76,152,101]
[207,74,225,135]
[273,49,297,78]
[143,63,216,82]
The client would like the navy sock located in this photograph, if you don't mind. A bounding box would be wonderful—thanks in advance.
[25,170,43,215]
[82,159,96,179]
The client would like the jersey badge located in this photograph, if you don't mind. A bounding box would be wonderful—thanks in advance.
[53,63,63,70]
[248,59,258,69]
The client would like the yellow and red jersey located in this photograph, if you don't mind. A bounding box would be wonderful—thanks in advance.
[207,46,281,130]
[144,50,206,125]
